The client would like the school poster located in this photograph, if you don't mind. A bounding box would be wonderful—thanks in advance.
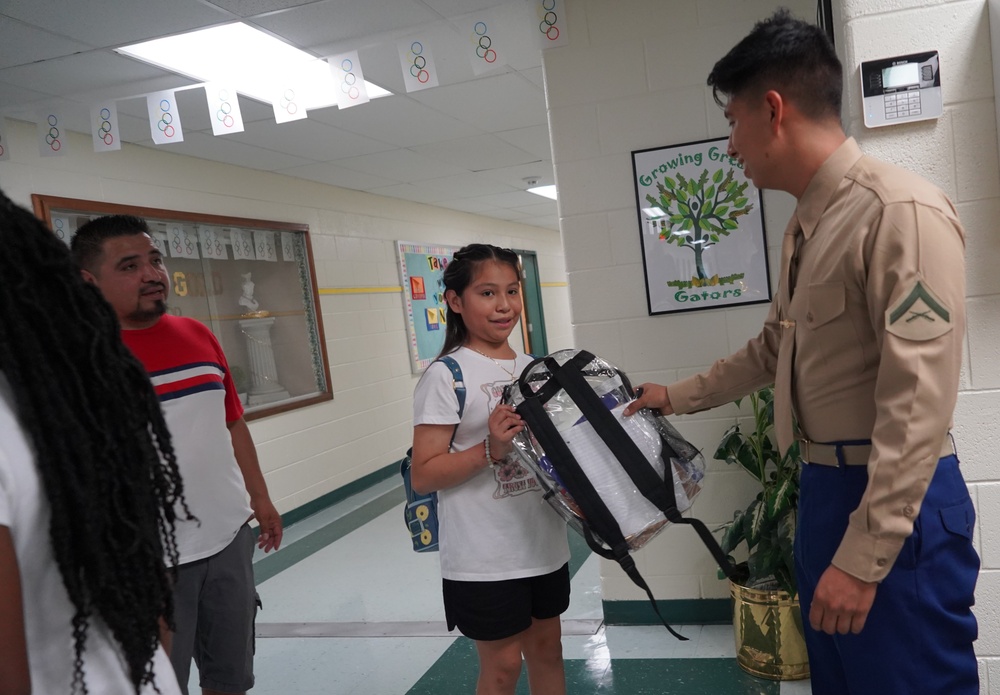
[397,241,460,373]
[631,137,772,316]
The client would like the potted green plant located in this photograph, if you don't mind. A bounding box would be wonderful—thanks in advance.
[713,386,809,681]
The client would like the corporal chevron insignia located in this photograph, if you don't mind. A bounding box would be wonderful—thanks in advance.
[885,280,953,341]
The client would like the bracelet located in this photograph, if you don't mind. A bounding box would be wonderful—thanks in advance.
[483,437,502,469]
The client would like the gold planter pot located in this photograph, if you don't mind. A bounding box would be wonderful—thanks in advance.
[731,580,810,681]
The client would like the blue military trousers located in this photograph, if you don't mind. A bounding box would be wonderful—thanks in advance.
[795,454,979,695]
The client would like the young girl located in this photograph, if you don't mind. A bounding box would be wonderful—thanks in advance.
[411,244,570,695]
[0,192,185,695]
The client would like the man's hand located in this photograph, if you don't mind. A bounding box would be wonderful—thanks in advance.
[809,565,877,635]
[622,383,674,417]
[251,497,283,553]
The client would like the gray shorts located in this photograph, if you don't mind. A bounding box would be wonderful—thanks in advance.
[170,524,258,694]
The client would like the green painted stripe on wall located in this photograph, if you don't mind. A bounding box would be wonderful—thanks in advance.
[602,598,732,626]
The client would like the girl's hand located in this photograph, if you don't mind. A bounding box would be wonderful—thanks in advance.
[487,404,523,459]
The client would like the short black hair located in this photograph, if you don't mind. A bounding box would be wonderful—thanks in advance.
[707,8,842,121]
[70,214,151,273]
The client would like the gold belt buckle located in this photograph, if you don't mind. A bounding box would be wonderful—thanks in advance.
[780,319,796,329]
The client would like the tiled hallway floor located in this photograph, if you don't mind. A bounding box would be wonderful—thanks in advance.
[188,477,813,694]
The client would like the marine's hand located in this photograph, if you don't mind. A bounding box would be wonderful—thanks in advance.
[623,383,674,417]
[809,565,877,635]
[252,497,284,553]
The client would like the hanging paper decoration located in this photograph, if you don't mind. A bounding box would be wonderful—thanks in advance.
[151,233,169,258]
[146,90,184,145]
[230,228,257,261]
[530,0,569,48]
[280,231,298,261]
[205,83,245,136]
[91,102,122,153]
[37,112,68,157]
[272,84,308,124]
[465,16,500,75]
[456,3,533,76]
[50,216,72,246]
[397,37,439,93]
[328,50,370,109]
[198,226,228,260]
[0,118,10,161]
[167,223,200,259]
[253,230,277,262]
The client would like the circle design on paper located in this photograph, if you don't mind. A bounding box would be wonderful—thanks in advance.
[473,22,496,63]
[216,89,236,129]
[407,41,431,84]
[45,115,62,151]
[158,99,177,139]
[339,58,361,101]
[280,89,298,115]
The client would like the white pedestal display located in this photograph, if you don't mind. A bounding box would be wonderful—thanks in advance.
[239,316,290,406]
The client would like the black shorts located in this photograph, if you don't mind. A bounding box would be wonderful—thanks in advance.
[443,563,570,641]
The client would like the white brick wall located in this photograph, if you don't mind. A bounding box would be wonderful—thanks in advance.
[0,117,572,520]
[547,1,1000,687]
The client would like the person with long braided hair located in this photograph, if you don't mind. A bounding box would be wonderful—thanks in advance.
[0,191,187,694]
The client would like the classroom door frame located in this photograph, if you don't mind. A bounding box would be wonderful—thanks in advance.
[513,249,548,357]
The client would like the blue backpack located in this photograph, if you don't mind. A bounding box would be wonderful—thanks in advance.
[401,355,466,553]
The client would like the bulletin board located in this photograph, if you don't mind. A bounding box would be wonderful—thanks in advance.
[397,241,460,373]
[32,194,332,420]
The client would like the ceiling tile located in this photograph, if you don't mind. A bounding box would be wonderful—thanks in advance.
[494,124,552,159]
[411,133,538,171]
[204,0,319,17]
[409,71,546,132]
[1,0,233,48]
[0,16,93,70]
[418,171,518,198]
[310,94,481,147]
[0,51,176,100]
[367,181,453,203]
[276,162,400,190]
[133,130,316,171]
[333,148,468,181]
[250,0,438,49]
[224,116,397,162]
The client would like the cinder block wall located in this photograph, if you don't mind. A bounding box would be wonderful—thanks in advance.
[544,0,999,688]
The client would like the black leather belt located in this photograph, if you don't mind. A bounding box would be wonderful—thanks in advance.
[799,438,954,467]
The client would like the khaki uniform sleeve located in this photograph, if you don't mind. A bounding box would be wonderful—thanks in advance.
[832,200,966,582]
[670,299,781,414]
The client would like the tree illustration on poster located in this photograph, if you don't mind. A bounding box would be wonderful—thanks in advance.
[631,136,772,315]
[397,241,460,374]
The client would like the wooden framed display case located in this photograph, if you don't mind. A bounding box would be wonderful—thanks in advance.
[32,194,332,420]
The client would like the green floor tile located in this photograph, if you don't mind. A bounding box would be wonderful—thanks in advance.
[407,638,778,695]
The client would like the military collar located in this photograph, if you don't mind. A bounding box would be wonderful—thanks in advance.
[794,137,864,240]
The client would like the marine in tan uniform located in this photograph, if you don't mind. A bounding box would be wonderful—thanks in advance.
[626,10,978,695]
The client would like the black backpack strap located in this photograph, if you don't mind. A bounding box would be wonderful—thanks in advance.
[547,352,737,581]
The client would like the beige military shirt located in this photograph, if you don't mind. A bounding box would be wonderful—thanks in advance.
[670,137,966,582]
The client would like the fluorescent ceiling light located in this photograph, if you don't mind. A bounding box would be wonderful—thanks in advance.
[117,23,391,110]
[527,185,557,200]
[641,206,666,218]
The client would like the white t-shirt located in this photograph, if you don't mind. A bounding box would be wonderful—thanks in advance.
[0,375,181,695]
[413,347,569,581]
